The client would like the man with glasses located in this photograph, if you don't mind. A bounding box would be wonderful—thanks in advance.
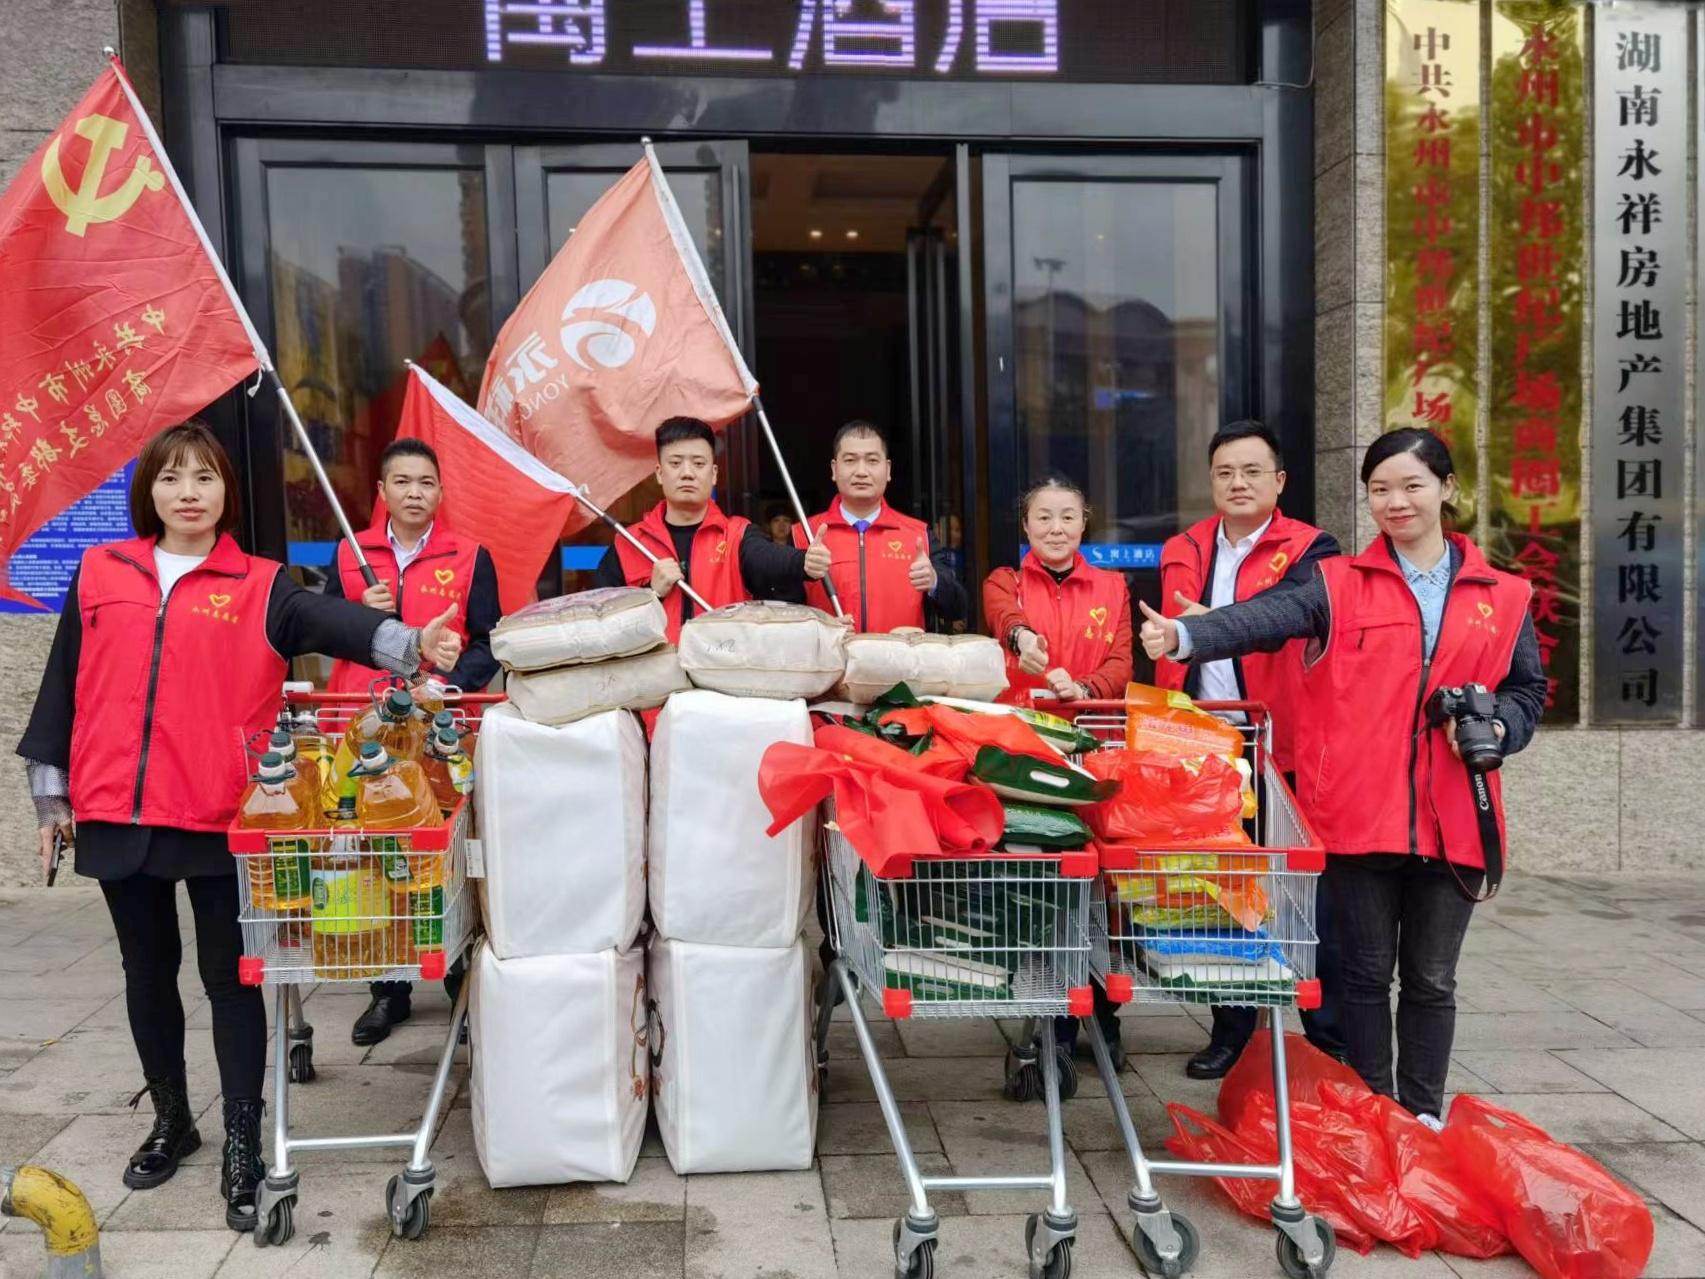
[1155,419,1344,1079]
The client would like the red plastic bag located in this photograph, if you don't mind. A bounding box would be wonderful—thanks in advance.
[1080,749,1246,844]
[1218,1030,1369,1134]
[877,703,1059,766]
[1440,1095,1652,1279]
[1333,1087,1508,1259]
[1164,1103,1375,1255]
[1234,1091,1433,1257]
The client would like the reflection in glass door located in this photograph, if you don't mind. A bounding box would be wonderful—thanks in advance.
[231,139,505,568]
[982,154,1250,588]
[515,142,751,592]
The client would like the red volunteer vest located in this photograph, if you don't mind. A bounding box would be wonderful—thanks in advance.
[1157,512,1325,771]
[990,553,1129,704]
[612,500,751,643]
[1292,534,1530,867]
[326,523,480,694]
[71,535,287,833]
[792,502,930,633]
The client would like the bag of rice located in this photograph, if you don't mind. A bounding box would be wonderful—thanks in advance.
[491,587,667,672]
[678,601,846,700]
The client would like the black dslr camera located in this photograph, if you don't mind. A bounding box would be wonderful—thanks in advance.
[1425,683,1504,773]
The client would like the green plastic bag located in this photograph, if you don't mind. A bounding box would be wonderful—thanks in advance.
[971,745,1116,808]
[1000,802,1091,850]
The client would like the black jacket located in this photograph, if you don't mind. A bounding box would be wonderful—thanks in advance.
[325,544,501,691]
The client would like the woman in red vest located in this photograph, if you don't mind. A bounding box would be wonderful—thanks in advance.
[1138,429,1546,1124]
[982,475,1132,704]
[17,422,463,1231]
[983,475,1132,1066]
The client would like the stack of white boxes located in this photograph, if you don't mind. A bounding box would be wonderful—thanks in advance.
[467,702,650,1188]
[646,689,820,1173]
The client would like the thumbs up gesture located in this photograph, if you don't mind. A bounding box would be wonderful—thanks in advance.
[803,523,833,581]
[1172,590,1210,618]
[1138,599,1181,662]
[908,536,936,593]
[418,603,464,672]
[1016,627,1050,676]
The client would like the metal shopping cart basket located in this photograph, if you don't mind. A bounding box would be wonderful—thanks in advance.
[813,805,1097,1279]
[1066,699,1335,1279]
[231,689,499,1249]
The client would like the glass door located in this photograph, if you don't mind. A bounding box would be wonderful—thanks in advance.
[514,141,752,591]
[981,153,1252,628]
[230,138,513,570]
[907,225,964,625]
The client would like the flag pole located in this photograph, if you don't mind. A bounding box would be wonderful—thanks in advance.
[565,484,714,614]
[104,49,379,588]
[641,138,844,619]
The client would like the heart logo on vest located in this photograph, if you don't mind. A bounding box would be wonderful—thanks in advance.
[1476,602,1494,619]
[888,540,903,554]
[1268,550,1290,573]
[208,593,231,608]
[435,568,454,586]
[1089,606,1108,626]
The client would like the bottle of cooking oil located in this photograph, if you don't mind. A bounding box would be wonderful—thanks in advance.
[237,752,317,913]
[267,729,319,796]
[421,724,474,814]
[351,741,448,964]
[309,839,392,980]
[329,687,427,822]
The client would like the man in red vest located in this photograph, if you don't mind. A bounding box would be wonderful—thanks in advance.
[791,420,967,632]
[594,417,831,636]
[325,436,500,1046]
[1155,419,1343,1080]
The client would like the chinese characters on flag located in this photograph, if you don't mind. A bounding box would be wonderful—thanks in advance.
[1488,3,1583,722]
[1590,8,1685,722]
[1382,1,1480,523]
[0,60,262,606]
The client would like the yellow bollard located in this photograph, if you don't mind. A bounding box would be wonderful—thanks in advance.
[0,1165,103,1279]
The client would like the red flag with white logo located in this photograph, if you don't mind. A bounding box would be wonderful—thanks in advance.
[389,363,580,615]
[476,151,757,536]
[0,59,265,606]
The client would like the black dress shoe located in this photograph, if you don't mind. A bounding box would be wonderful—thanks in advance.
[1185,1042,1243,1080]
[351,994,411,1046]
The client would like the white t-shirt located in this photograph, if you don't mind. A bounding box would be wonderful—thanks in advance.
[154,547,208,600]
[1196,516,1272,705]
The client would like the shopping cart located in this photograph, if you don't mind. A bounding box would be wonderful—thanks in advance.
[1066,699,1335,1279]
[231,689,499,1248]
[813,805,1097,1279]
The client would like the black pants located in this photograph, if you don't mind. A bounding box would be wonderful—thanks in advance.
[370,968,464,1007]
[1324,853,1480,1117]
[101,872,266,1102]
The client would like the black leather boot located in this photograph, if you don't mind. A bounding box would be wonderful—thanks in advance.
[351,990,412,1046]
[123,1076,202,1189]
[219,1098,265,1232]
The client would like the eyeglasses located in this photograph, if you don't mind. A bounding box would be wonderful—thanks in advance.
[1211,466,1279,484]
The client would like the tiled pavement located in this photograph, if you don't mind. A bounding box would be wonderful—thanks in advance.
[3,872,1705,1278]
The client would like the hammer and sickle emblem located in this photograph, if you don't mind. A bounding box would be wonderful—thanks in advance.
[42,114,165,237]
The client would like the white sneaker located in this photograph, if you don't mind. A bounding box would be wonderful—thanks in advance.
[1416,1112,1444,1133]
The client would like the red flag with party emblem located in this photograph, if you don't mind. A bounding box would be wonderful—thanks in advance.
[476,148,757,537]
[0,57,264,607]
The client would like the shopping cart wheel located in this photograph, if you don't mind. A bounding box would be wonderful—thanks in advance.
[1131,1211,1199,1278]
[1003,1046,1041,1102]
[1273,1216,1335,1279]
[256,1196,294,1248]
[1025,1215,1073,1279]
[386,1173,433,1240]
[288,1041,316,1084]
[892,1219,936,1279]
[1052,1047,1079,1102]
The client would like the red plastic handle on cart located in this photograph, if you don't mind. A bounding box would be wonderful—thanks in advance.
[882,988,914,1020]
[1103,974,1134,1004]
[1284,846,1327,874]
[1295,978,1322,1011]
[418,951,447,981]
[239,956,264,987]
[1067,986,1094,1018]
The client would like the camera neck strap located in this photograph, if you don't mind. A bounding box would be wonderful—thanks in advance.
[1449,768,1503,904]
